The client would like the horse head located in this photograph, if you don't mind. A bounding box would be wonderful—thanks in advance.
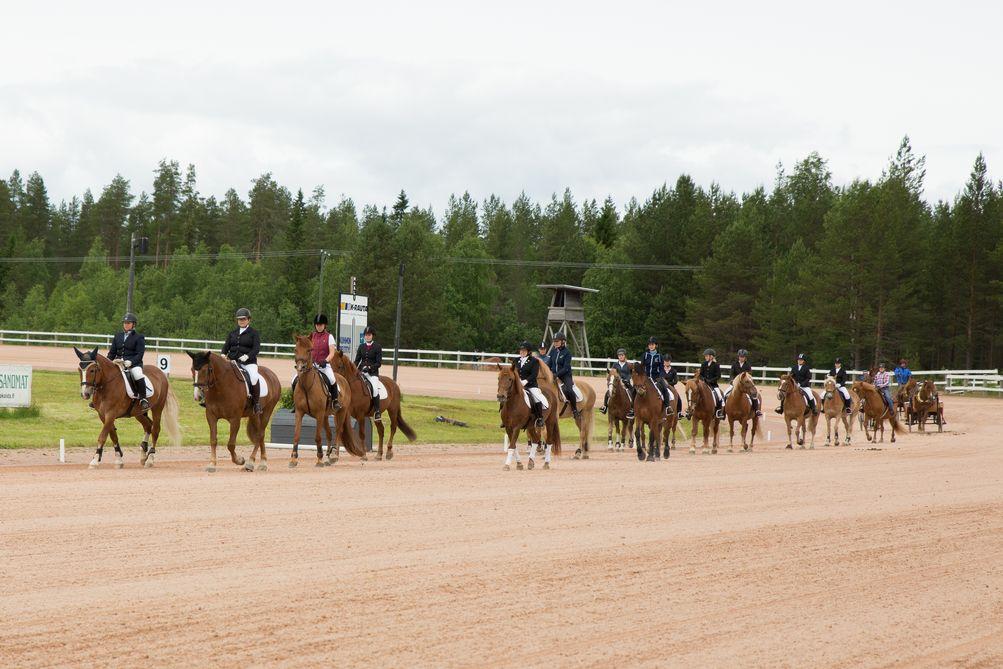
[74,346,102,400]
[187,350,214,403]
[777,374,795,403]
[629,361,647,395]
[823,375,836,399]
[293,334,313,374]
[495,361,518,404]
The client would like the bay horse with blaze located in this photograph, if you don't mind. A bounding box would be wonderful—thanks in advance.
[494,359,561,469]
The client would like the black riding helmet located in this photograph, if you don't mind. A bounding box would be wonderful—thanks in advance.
[235,307,251,319]
[553,332,566,342]
[648,336,658,344]
[737,348,748,357]
[363,325,375,336]
[314,314,328,325]
[518,340,532,353]
[122,312,138,325]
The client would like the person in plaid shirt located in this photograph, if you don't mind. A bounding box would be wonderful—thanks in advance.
[873,361,894,410]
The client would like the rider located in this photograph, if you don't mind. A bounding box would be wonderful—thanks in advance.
[293,314,341,410]
[600,348,634,419]
[517,340,546,428]
[549,332,580,420]
[108,312,150,411]
[776,352,817,416]
[642,337,671,417]
[724,349,763,417]
[222,307,262,414]
[874,361,894,410]
[355,325,383,422]
[829,357,852,414]
[663,354,684,417]
[537,343,551,370]
[699,348,724,419]
[894,358,912,388]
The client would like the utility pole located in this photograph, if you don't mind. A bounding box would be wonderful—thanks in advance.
[316,250,327,316]
[126,233,148,314]
[392,262,404,381]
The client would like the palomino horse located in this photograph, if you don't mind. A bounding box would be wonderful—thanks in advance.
[777,374,820,449]
[329,349,416,461]
[909,379,940,433]
[495,361,561,470]
[289,335,366,467]
[74,347,181,468]
[851,380,905,443]
[605,368,634,452]
[821,376,858,446]
[895,377,917,418]
[538,358,596,460]
[629,363,666,461]
[188,351,281,471]
[724,371,760,452]
[684,376,720,454]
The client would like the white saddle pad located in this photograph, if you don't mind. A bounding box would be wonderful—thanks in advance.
[522,387,549,411]
[365,374,388,400]
[561,384,584,403]
[119,368,155,401]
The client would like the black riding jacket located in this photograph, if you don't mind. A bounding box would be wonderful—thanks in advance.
[642,350,663,379]
[791,363,812,387]
[550,346,573,381]
[829,366,847,387]
[518,355,540,389]
[108,330,145,367]
[700,360,721,387]
[730,360,752,379]
[355,342,382,375]
[222,327,261,364]
[613,360,632,385]
[663,365,678,385]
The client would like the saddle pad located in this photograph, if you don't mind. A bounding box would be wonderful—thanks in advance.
[119,368,155,401]
[522,387,550,411]
[364,374,389,400]
[231,362,268,398]
[561,384,584,403]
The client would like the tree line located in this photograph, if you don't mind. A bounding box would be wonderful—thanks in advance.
[1,137,1001,370]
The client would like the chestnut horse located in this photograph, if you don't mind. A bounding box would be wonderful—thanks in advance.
[74,347,181,468]
[909,379,940,433]
[724,371,760,452]
[821,376,858,446]
[538,357,596,460]
[895,377,917,418]
[684,376,720,454]
[289,335,365,467]
[777,374,820,449]
[851,380,905,443]
[329,350,415,461]
[605,368,634,452]
[629,363,665,461]
[187,351,281,472]
[495,360,561,470]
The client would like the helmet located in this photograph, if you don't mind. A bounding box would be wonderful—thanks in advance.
[703,348,716,357]
[834,357,843,364]
[664,354,672,362]
[616,348,626,356]
[553,331,566,342]
[648,336,658,344]
[797,352,807,360]
[737,348,748,357]
[235,307,251,319]
[363,325,375,336]
[538,342,548,350]
[314,314,328,325]
[879,361,887,367]
[519,340,532,352]
[122,312,138,324]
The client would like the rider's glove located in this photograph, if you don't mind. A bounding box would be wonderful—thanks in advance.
[239,354,249,363]
[124,361,132,368]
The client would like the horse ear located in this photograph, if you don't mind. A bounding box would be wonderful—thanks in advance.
[186,351,197,360]
[73,346,84,360]
[89,347,98,359]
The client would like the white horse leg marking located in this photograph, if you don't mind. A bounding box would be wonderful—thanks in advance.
[504,448,515,467]
[544,443,552,464]
[527,443,538,461]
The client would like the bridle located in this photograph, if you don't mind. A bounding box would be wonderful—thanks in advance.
[79,361,103,391]
[192,359,217,392]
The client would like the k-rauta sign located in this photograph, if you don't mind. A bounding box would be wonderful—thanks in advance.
[0,364,32,408]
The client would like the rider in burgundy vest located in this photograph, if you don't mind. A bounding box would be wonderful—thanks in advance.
[292,314,341,410]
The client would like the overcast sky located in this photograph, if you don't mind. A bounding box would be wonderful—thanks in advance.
[1,1,999,213]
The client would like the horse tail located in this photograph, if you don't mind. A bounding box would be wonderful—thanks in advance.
[889,409,906,435]
[339,414,367,458]
[550,418,562,455]
[394,385,417,442]
[163,385,183,447]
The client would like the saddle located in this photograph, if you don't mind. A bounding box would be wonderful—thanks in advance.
[558,383,584,404]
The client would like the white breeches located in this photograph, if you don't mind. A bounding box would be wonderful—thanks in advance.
[128,366,147,382]
[240,363,260,385]
[837,386,850,400]
[291,364,336,387]
[798,386,813,403]
[712,387,724,404]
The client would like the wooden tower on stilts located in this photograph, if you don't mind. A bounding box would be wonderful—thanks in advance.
[537,284,598,360]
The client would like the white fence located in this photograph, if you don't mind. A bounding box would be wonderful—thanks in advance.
[1,329,1000,394]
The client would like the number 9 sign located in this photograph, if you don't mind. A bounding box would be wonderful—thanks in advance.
[156,354,171,376]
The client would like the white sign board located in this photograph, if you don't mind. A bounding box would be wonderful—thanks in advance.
[155,354,171,376]
[338,293,368,354]
[0,364,32,408]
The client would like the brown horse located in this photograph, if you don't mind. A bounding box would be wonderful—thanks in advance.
[895,377,917,418]
[538,357,596,460]
[777,374,820,449]
[495,361,561,470]
[605,368,634,452]
[328,349,416,461]
[724,371,761,452]
[289,335,366,467]
[821,376,858,446]
[851,380,905,443]
[629,363,665,461]
[684,376,720,454]
[187,351,281,471]
[74,347,181,468]
[909,379,940,433]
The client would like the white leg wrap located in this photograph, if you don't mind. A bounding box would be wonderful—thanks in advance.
[544,444,552,463]
[528,443,538,460]
[513,447,522,462]
[505,448,515,466]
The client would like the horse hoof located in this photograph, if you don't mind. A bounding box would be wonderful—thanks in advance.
[237,457,246,466]
[798,445,806,450]
[573,449,582,459]
[88,459,99,469]
[543,462,550,469]
[206,465,216,473]
[244,461,255,472]
[728,448,734,453]
[528,460,535,470]
[809,444,815,450]
[316,461,325,467]
[327,457,338,466]
[582,453,589,460]
[503,464,510,471]
[289,460,298,468]
[688,448,696,455]
[375,455,383,461]
[516,462,524,470]
[257,463,268,472]
[386,451,394,461]
[785,445,793,450]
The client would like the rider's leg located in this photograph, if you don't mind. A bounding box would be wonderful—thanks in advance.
[805,388,818,415]
[130,366,150,410]
[750,392,762,416]
[840,387,851,413]
[563,378,580,418]
[714,388,724,419]
[532,400,545,428]
[625,384,635,419]
[244,364,262,414]
[600,388,610,414]
[321,365,341,409]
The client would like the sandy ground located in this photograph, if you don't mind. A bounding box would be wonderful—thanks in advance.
[2,391,1002,668]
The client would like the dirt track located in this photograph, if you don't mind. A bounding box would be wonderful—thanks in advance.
[2,395,1003,668]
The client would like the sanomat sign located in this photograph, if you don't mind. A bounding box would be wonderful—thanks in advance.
[0,364,32,408]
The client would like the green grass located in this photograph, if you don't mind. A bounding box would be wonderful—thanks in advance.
[0,370,587,449]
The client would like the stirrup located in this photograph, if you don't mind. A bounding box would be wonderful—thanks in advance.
[599,406,608,414]
[253,402,262,415]
[373,411,382,422]
[774,406,784,414]
[535,417,545,428]
[626,410,635,419]
[139,398,151,411]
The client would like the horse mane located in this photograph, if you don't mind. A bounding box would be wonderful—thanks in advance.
[334,349,360,376]
[536,356,556,384]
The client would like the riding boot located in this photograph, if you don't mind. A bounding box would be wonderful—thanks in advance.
[715,398,724,420]
[842,394,852,414]
[532,401,545,428]
[373,395,382,422]
[752,395,762,417]
[138,384,150,412]
[251,382,262,415]
[328,380,342,410]
[809,397,818,416]
[599,390,609,414]
[626,386,636,419]
[570,399,581,420]
[676,396,684,418]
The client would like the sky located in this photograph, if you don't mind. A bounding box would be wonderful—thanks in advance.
[1,1,999,213]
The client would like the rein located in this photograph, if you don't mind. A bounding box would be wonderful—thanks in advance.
[192,359,217,391]
[80,362,103,390]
